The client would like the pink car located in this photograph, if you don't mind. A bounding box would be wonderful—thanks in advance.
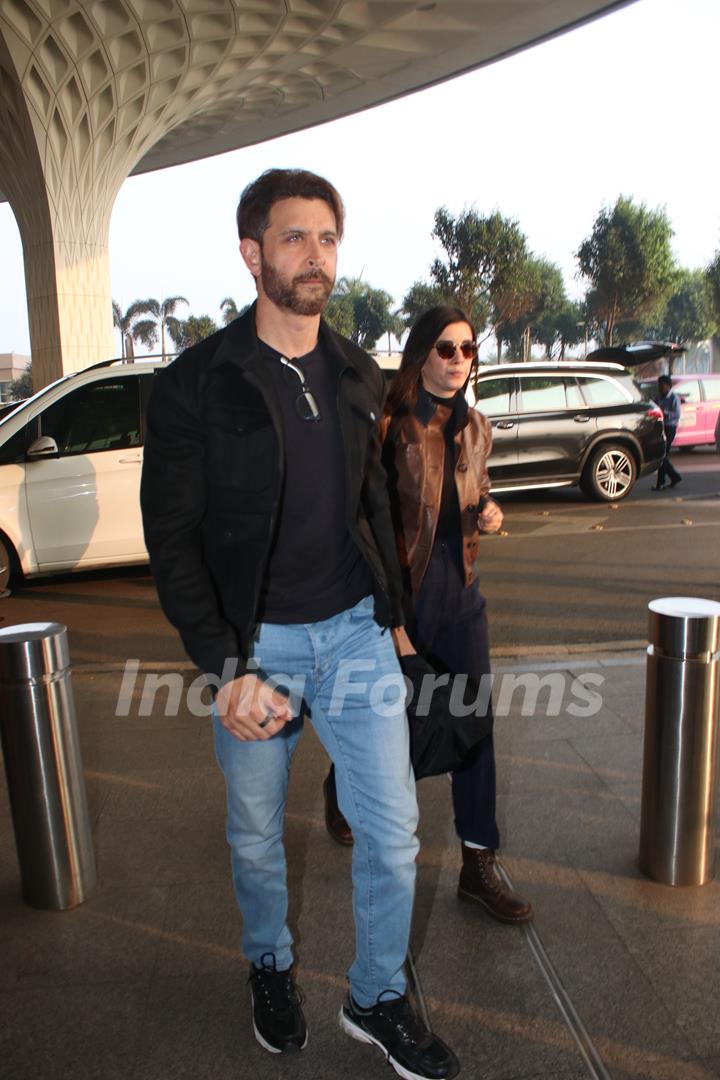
[639,374,720,450]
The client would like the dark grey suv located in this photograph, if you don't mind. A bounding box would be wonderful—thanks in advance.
[473,361,666,501]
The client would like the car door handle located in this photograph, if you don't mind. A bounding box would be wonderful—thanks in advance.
[494,420,516,430]
[573,414,591,423]
[118,454,143,463]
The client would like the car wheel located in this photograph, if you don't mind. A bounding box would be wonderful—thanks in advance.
[0,536,13,596]
[581,443,637,502]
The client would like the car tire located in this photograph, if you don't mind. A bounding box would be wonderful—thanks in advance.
[0,535,18,596]
[581,443,637,502]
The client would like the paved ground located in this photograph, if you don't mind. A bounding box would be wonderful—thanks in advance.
[1,648,719,1080]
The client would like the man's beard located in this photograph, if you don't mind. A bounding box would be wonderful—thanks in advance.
[260,261,334,316]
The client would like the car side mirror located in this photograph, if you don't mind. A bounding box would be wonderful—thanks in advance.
[26,435,60,460]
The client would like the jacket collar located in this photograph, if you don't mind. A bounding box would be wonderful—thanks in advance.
[415,383,470,431]
[208,301,363,379]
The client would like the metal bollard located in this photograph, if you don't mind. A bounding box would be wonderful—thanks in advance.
[639,597,720,886]
[0,622,96,909]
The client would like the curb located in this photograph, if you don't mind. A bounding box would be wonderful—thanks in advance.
[490,639,645,659]
[71,641,648,675]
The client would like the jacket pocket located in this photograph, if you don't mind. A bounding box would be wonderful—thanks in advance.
[206,407,276,493]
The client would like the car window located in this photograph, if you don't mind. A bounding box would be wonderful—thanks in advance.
[577,376,629,407]
[39,377,142,455]
[474,376,513,416]
[517,376,567,413]
[699,378,720,403]
[0,423,31,466]
[674,379,701,404]
[565,378,585,408]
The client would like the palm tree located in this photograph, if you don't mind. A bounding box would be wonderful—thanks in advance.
[220,297,251,325]
[112,301,138,359]
[128,295,189,359]
[220,297,239,325]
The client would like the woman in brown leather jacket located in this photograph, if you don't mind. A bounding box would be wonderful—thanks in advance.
[325,305,532,923]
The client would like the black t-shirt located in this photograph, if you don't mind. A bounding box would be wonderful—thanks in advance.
[256,338,374,623]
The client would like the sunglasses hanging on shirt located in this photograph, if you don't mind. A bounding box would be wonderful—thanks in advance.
[280,357,322,422]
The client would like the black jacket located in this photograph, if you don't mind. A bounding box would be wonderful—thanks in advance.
[140,305,403,681]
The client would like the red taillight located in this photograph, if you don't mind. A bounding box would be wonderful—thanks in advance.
[647,406,663,420]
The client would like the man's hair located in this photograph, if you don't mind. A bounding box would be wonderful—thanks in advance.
[236,168,345,242]
[659,374,673,388]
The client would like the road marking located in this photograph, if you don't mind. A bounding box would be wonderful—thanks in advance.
[495,861,614,1080]
[431,773,614,1078]
[497,520,720,539]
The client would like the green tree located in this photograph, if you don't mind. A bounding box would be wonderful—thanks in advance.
[642,268,717,345]
[7,363,33,399]
[219,297,251,325]
[112,299,163,359]
[497,258,568,362]
[129,295,189,358]
[398,281,448,329]
[576,196,676,345]
[168,314,219,351]
[706,249,720,324]
[220,297,239,325]
[551,300,586,360]
[326,277,398,350]
[324,292,356,339]
[528,264,578,359]
[430,207,531,340]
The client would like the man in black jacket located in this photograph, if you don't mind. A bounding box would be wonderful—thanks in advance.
[141,169,459,1080]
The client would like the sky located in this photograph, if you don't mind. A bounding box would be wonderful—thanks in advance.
[1,0,718,358]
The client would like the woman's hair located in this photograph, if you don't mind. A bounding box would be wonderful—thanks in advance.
[236,168,345,243]
[385,304,476,417]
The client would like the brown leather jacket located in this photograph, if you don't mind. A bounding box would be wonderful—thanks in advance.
[380,391,493,596]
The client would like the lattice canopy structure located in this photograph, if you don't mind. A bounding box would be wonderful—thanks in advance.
[0,0,630,387]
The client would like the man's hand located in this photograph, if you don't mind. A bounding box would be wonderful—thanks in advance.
[391,626,416,657]
[216,673,293,741]
[479,497,503,534]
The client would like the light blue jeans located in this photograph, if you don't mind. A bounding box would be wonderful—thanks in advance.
[212,596,419,1007]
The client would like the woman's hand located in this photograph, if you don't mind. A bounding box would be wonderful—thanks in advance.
[391,626,416,656]
[479,497,503,534]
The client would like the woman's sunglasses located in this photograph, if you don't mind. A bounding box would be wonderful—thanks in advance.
[433,339,478,361]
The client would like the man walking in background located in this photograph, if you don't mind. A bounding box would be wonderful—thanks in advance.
[141,168,459,1080]
[653,373,682,490]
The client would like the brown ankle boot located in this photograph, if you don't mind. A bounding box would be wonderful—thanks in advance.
[323,768,353,847]
[458,844,533,924]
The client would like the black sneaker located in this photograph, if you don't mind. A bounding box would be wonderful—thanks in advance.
[248,953,308,1054]
[340,991,460,1080]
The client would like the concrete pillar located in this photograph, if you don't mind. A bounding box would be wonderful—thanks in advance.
[0,27,117,388]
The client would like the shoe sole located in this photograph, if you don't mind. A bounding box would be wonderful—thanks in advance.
[339,1007,456,1080]
[457,885,534,924]
[250,990,308,1054]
